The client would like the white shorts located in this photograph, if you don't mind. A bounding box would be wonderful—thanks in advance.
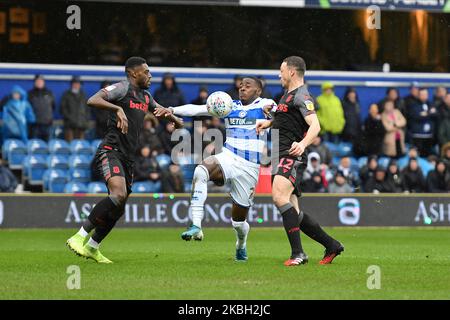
[213,147,260,208]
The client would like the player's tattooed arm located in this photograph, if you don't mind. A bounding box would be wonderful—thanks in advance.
[87,90,128,134]
[289,113,321,157]
[153,101,184,129]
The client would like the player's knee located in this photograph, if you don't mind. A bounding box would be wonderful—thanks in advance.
[193,165,209,184]
[110,190,127,206]
[272,192,289,208]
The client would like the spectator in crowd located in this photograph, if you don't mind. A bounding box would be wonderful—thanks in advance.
[432,86,447,109]
[138,115,163,153]
[364,166,393,193]
[404,82,421,118]
[381,100,406,158]
[335,156,359,189]
[93,80,112,139]
[401,158,426,192]
[302,152,332,189]
[378,87,405,115]
[341,87,361,143]
[2,85,35,143]
[328,170,353,193]
[134,145,161,182]
[316,81,345,142]
[159,121,178,155]
[208,116,226,147]
[191,86,209,105]
[426,159,449,192]
[28,75,55,141]
[226,75,243,100]
[360,155,378,191]
[385,159,404,192]
[0,159,18,192]
[161,163,185,193]
[408,88,438,156]
[307,135,332,166]
[437,93,450,148]
[257,76,273,99]
[153,73,185,107]
[441,143,450,166]
[302,171,327,193]
[361,104,385,156]
[60,76,90,141]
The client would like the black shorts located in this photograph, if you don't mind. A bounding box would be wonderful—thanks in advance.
[271,155,307,197]
[95,146,134,194]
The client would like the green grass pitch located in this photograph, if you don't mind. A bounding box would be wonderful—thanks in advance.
[0,227,449,299]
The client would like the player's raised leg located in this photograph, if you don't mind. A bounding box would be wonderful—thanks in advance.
[231,203,250,262]
[181,158,225,241]
[272,175,307,266]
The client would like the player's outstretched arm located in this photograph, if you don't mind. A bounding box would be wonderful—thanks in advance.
[169,104,210,117]
[87,90,128,134]
[255,119,273,135]
[153,102,184,129]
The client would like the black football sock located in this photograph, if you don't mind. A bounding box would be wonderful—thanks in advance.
[87,196,119,228]
[299,211,336,250]
[279,203,304,257]
[91,205,125,244]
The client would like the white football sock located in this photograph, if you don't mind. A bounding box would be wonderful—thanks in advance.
[232,219,250,249]
[77,227,88,238]
[87,237,99,249]
[190,165,209,228]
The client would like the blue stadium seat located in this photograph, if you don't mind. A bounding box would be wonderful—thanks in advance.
[184,182,192,193]
[69,154,92,170]
[43,169,68,193]
[3,139,27,169]
[181,164,196,184]
[23,155,48,185]
[358,157,368,168]
[87,182,108,194]
[421,162,434,177]
[64,182,88,193]
[70,168,91,183]
[156,154,172,170]
[332,156,341,166]
[27,139,48,155]
[49,139,71,155]
[70,139,92,155]
[337,142,353,157]
[323,142,339,157]
[47,155,69,170]
[378,157,391,168]
[91,139,102,153]
[149,181,162,193]
[132,181,153,193]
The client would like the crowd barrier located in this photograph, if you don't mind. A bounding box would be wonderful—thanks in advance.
[0,193,449,228]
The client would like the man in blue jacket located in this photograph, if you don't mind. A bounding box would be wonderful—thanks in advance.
[2,86,36,143]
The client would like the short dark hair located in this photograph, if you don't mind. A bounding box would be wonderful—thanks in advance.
[419,87,428,92]
[125,56,147,73]
[283,56,306,76]
[243,76,263,90]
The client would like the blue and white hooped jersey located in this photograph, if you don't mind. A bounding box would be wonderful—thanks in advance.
[223,97,276,164]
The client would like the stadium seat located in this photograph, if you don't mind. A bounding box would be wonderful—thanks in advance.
[181,164,196,184]
[49,139,71,155]
[156,154,172,170]
[149,181,162,193]
[358,157,368,168]
[332,156,341,166]
[184,182,192,193]
[91,139,102,153]
[3,139,27,169]
[43,169,68,193]
[23,155,48,185]
[69,168,91,183]
[337,142,353,157]
[64,182,88,194]
[378,157,391,168]
[27,139,48,155]
[70,139,92,155]
[323,141,339,157]
[69,154,91,170]
[132,181,155,193]
[47,155,70,170]
[87,181,108,194]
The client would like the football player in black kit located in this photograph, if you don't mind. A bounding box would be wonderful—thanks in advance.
[66,57,183,263]
[256,56,344,266]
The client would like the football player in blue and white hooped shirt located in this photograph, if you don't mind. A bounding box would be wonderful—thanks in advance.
[155,77,276,261]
